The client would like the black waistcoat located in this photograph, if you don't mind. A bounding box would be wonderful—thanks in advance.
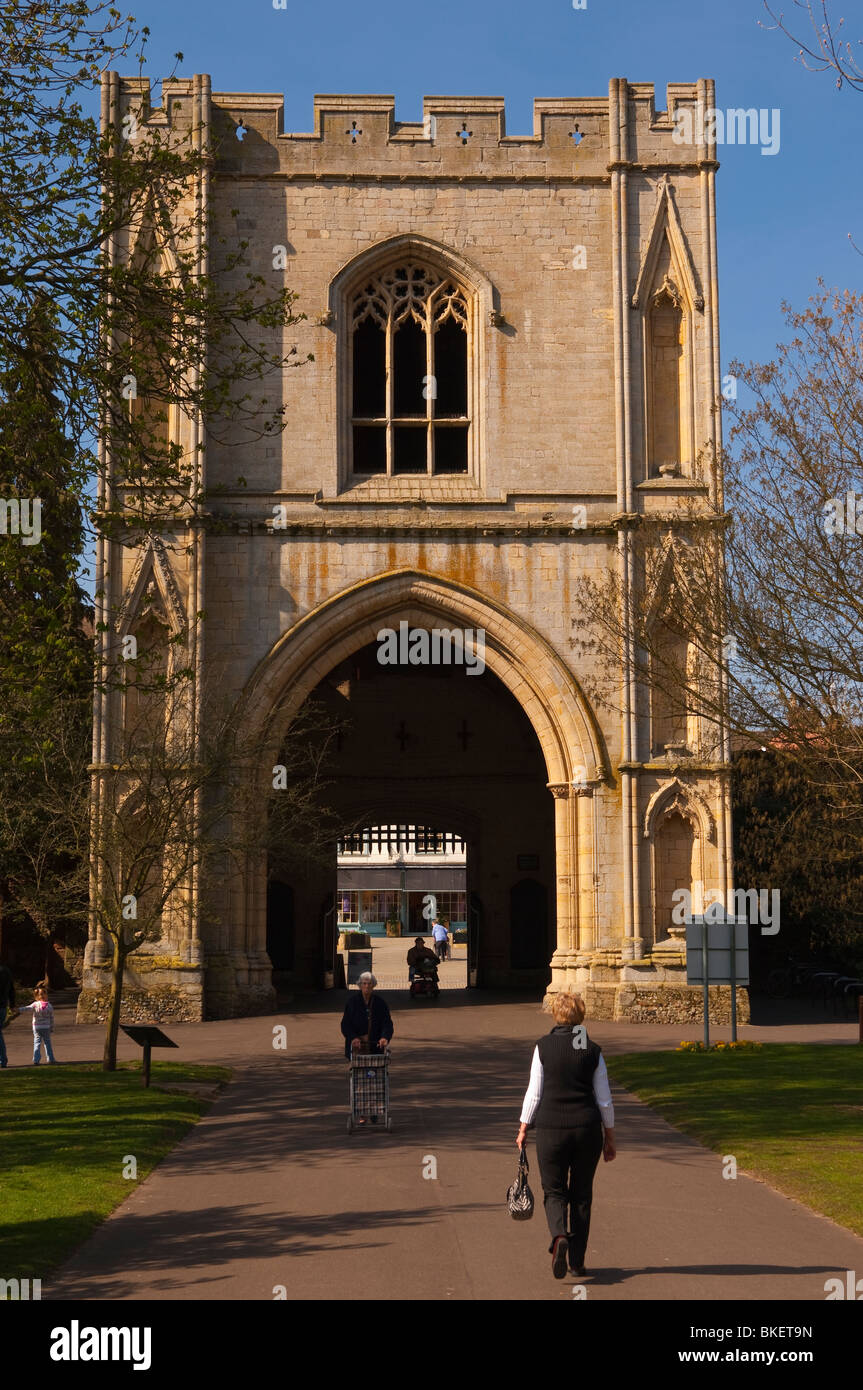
[533,1025,602,1128]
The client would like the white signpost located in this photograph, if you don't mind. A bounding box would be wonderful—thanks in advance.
[685,904,749,1048]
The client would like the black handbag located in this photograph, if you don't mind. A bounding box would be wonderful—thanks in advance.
[506,1147,535,1220]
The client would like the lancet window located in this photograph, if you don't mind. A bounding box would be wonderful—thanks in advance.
[350,265,470,476]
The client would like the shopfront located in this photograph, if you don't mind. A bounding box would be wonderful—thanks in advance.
[337,861,466,937]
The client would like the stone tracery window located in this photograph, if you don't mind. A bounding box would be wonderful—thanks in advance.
[350,265,470,475]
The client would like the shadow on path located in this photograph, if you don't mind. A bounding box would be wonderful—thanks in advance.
[50,1199,497,1300]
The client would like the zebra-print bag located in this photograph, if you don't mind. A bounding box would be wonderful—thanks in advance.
[506,1148,535,1220]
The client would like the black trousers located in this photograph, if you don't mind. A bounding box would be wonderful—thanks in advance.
[535,1120,603,1263]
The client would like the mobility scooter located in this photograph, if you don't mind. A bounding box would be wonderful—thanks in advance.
[409,956,440,1000]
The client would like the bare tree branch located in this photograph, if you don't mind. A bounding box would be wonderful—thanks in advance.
[761,0,863,90]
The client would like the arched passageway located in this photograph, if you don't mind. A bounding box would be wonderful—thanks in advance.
[267,641,555,989]
[223,570,607,1007]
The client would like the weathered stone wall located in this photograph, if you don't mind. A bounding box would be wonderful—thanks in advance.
[78,959,205,1024]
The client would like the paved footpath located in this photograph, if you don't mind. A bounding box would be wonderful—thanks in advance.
[8,989,860,1302]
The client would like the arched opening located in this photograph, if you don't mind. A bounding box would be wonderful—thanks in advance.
[648,286,686,474]
[634,197,700,484]
[652,810,697,946]
[332,234,493,489]
[265,638,555,992]
[333,821,468,989]
[350,263,471,476]
[231,569,606,1011]
[336,824,466,939]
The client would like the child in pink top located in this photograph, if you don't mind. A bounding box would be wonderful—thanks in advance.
[17,984,56,1064]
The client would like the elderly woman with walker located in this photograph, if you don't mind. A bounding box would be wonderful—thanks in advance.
[341,971,394,1130]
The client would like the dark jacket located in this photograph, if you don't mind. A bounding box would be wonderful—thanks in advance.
[0,964,15,1013]
[533,1024,602,1129]
[340,991,394,1060]
[407,945,437,968]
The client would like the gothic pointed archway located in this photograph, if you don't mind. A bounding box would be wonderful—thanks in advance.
[224,569,608,999]
[244,569,604,779]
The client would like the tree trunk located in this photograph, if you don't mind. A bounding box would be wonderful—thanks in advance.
[102,936,125,1071]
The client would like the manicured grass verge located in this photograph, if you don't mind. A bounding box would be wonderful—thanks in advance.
[607,1044,863,1237]
[0,1061,231,1279]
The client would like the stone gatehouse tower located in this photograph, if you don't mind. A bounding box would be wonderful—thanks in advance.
[82,74,740,1023]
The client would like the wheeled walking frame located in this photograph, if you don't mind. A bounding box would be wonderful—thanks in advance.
[347,1048,392,1133]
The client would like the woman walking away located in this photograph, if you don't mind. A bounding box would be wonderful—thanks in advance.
[18,982,56,1065]
[516,992,615,1279]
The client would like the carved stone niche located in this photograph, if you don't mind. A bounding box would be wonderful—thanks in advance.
[137,577,169,628]
[652,275,683,310]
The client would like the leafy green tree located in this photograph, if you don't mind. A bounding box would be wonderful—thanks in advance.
[0,295,91,975]
[733,748,863,976]
[0,0,309,532]
[0,1,315,1044]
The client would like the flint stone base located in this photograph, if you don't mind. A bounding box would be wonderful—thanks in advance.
[545,978,750,1025]
[590,983,750,1024]
[75,949,277,1022]
[547,948,751,1024]
[77,969,204,1024]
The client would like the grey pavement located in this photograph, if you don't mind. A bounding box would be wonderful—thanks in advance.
[343,935,467,989]
[7,990,861,1302]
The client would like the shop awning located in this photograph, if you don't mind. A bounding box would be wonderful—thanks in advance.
[337,867,466,891]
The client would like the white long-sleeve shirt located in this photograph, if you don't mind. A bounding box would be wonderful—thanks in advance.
[18,1000,54,1032]
[520,1046,615,1129]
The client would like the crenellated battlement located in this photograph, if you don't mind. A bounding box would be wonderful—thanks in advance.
[111,79,719,179]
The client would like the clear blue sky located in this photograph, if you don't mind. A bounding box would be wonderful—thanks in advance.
[126,0,861,384]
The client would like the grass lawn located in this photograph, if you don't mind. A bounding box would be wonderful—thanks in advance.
[0,1061,231,1279]
[607,1044,863,1237]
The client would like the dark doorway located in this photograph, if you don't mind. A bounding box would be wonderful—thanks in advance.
[266,880,295,970]
[510,878,549,970]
